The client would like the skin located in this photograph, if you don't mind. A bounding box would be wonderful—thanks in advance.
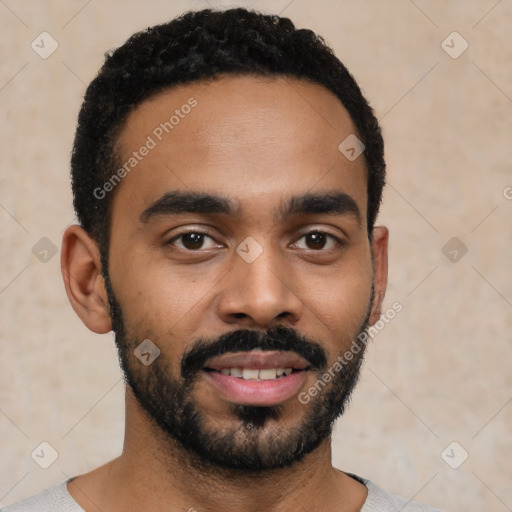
[61,75,388,512]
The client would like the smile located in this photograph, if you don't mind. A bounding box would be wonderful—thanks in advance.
[202,350,310,406]
[205,367,296,380]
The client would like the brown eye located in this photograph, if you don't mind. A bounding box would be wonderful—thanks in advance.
[305,232,327,249]
[168,232,218,251]
[181,233,205,250]
[295,231,340,251]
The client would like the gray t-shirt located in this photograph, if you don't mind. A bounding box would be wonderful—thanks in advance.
[1,476,444,511]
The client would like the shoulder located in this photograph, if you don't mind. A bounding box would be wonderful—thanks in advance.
[352,474,445,512]
[1,481,84,512]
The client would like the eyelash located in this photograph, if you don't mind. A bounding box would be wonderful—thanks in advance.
[166,229,343,252]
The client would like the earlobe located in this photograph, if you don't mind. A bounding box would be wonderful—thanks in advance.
[60,225,113,334]
[369,226,389,325]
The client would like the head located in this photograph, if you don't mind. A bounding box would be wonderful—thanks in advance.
[62,8,388,472]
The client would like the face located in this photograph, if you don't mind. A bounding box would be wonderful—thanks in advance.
[103,75,385,470]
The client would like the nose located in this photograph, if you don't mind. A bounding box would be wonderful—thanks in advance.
[216,244,304,329]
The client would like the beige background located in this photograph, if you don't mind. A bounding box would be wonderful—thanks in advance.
[1,0,511,510]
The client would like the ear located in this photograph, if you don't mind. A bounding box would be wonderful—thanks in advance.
[60,225,112,334]
[368,226,389,325]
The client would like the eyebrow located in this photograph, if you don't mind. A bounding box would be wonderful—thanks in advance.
[279,191,361,224]
[139,190,361,225]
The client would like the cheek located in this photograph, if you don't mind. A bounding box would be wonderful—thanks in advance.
[109,261,214,366]
[306,283,371,333]
[110,248,198,324]
[296,257,373,349]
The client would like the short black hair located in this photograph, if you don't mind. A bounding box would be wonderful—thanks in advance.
[71,7,385,263]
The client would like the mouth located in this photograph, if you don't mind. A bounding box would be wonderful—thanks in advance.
[204,367,303,379]
[202,350,310,406]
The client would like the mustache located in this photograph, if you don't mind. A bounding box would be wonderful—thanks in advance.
[181,325,328,380]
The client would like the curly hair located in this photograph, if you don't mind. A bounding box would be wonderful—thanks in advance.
[71,7,385,263]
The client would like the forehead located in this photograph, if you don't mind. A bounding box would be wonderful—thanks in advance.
[111,74,367,224]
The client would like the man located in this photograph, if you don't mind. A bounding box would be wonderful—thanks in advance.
[3,7,444,512]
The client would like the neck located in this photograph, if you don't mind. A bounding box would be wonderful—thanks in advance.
[68,388,367,512]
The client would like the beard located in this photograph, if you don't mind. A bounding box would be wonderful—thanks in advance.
[103,271,372,472]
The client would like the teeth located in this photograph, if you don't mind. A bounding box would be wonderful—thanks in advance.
[259,368,277,380]
[230,367,243,378]
[216,367,296,380]
[242,368,259,380]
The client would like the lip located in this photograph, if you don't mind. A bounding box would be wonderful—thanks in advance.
[203,369,308,406]
[204,350,310,371]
